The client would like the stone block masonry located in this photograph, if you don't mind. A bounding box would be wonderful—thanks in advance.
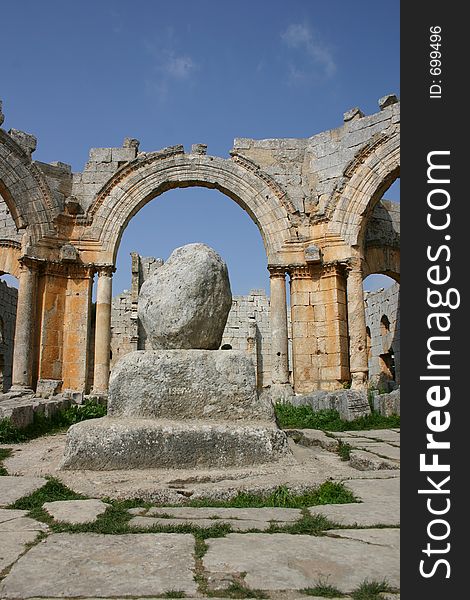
[0,279,18,391]
[0,97,399,395]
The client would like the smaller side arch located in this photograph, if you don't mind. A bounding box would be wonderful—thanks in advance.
[328,132,400,249]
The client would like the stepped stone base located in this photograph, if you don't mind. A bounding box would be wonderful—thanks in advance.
[60,417,290,470]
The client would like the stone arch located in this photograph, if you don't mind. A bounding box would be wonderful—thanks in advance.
[0,130,59,240]
[363,247,400,282]
[328,132,400,249]
[85,152,295,264]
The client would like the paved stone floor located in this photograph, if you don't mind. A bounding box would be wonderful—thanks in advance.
[0,428,400,599]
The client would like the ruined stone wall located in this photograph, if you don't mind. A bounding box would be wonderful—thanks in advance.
[364,282,400,390]
[0,279,18,391]
[0,196,22,243]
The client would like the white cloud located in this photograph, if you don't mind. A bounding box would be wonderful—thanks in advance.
[162,52,196,79]
[281,23,336,79]
[144,38,198,101]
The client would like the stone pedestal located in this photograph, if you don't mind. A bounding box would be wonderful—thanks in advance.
[61,350,290,470]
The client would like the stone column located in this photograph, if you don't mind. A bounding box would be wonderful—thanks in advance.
[11,259,38,391]
[268,267,291,399]
[92,266,114,394]
[346,259,368,388]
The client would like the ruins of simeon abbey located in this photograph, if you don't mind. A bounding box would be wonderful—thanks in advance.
[0,96,399,399]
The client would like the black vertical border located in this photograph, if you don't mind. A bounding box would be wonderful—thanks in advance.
[401,2,465,597]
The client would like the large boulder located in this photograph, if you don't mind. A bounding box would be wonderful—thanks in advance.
[138,243,232,349]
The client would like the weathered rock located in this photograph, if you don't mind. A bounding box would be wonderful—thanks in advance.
[61,418,291,470]
[309,501,400,527]
[290,389,370,421]
[349,450,399,471]
[373,388,400,416]
[138,243,232,349]
[108,349,272,421]
[43,499,110,524]
[0,533,198,598]
[129,515,275,531]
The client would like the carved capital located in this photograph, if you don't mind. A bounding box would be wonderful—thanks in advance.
[288,265,311,281]
[95,264,115,278]
[268,265,287,279]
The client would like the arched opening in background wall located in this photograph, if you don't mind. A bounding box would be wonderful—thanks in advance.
[363,273,400,392]
[106,186,275,390]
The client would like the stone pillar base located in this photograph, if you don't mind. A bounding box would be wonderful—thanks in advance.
[61,417,291,470]
[350,372,368,390]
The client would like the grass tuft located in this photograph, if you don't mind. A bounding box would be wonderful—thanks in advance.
[163,592,186,598]
[0,447,13,475]
[301,581,346,597]
[337,440,352,461]
[0,399,107,444]
[275,404,400,431]
[351,579,398,599]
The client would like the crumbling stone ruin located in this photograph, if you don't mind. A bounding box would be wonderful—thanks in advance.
[0,280,17,391]
[0,95,399,399]
[61,243,290,470]
[109,253,400,396]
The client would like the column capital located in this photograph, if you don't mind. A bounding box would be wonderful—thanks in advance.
[343,256,365,274]
[288,265,311,280]
[268,265,287,278]
[95,264,116,277]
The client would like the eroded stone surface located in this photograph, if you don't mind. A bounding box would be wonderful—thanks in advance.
[0,476,47,507]
[325,528,400,549]
[0,531,39,574]
[42,499,110,524]
[108,349,272,421]
[138,243,232,350]
[203,533,399,593]
[0,533,197,598]
[61,418,290,470]
[129,515,274,531]
[145,506,302,521]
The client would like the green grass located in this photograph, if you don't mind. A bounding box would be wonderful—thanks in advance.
[162,592,187,598]
[351,579,398,599]
[184,482,356,509]
[337,440,352,461]
[0,447,12,475]
[0,399,107,443]
[207,581,268,598]
[275,404,400,431]
[10,477,87,512]
[268,511,338,535]
[301,582,345,597]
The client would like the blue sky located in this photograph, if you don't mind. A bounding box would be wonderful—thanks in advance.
[1,0,399,295]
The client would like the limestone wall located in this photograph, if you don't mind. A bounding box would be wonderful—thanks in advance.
[0,279,18,391]
[364,282,400,390]
[0,196,22,243]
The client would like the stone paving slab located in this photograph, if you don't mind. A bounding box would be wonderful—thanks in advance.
[0,476,47,506]
[203,533,399,593]
[326,528,400,549]
[129,515,275,531]
[0,516,49,532]
[354,443,400,461]
[0,533,197,598]
[344,477,399,502]
[0,531,39,573]
[309,501,399,527]
[43,499,111,524]
[144,505,302,521]
[0,508,28,523]
[349,450,399,471]
[345,429,400,444]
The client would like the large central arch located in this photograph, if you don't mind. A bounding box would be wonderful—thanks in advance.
[85,151,296,265]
